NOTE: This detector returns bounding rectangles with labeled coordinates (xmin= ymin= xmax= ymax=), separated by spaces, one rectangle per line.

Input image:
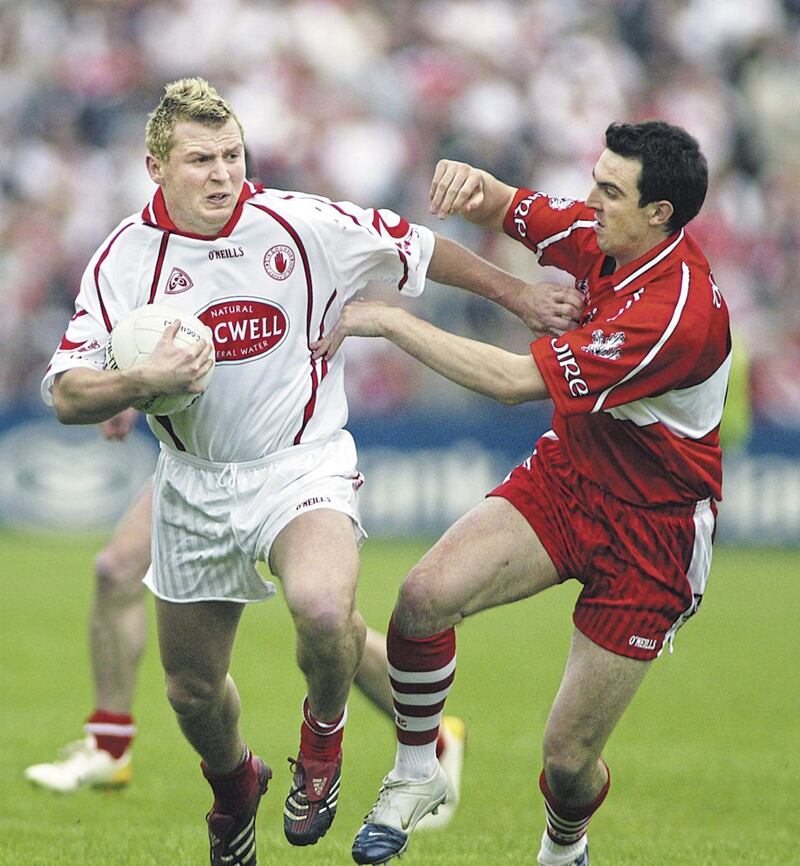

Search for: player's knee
xmin=94 ymin=548 xmax=144 ymax=600
xmin=292 ymin=592 xmax=354 ymax=645
xmin=395 ymin=570 xmax=442 ymax=636
xmin=164 ymin=672 xmax=220 ymax=718
xmin=542 ymin=735 xmax=599 ymax=798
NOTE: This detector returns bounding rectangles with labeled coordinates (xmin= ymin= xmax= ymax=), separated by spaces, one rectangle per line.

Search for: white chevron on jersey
xmin=606 ymin=351 xmax=732 ymax=438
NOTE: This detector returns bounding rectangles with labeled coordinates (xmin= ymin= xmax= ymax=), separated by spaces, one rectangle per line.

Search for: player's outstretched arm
xmin=53 ymin=321 xmax=213 ymax=424
xmin=312 ymin=300 xmax=548 ymax=405
xmin=429 ymin=160 xmax=516 ymax=231
xmin=429 ymin=234 xmax=583 ymax=336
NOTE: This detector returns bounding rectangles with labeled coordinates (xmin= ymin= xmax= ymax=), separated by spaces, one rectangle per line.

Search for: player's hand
xmin=429 ymin=160 xmax=517 ymax=231
xmin=99 ymin=407 xmax=138 ymax=440
xmin=519 ymin=281 xmax=585 ymax=336
xmin=429 ymin=160 xmax=485 ymax=220
xmin=311 ymin=299 xmax=394 ymax=361
xmin=138 ymin=320 xmax=215 ymax=396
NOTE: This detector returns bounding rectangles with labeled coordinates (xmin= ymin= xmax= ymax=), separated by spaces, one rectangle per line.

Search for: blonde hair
xmin=145 ymin=77 xmax=244 ymax=161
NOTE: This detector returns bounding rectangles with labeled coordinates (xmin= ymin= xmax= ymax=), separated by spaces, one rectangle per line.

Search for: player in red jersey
xmin=315 ymin=121 xmax=730 ymax=866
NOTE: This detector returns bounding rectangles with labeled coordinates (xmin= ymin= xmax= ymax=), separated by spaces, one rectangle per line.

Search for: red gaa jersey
xmin=504 ymin=188 xmax=731 ymax=506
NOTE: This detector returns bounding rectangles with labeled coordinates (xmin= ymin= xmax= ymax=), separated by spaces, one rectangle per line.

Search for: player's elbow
xmin=52 ymin=390 xmax=82 ymax=424
xmin=51 ymin=375 xmax=87 ymax=424
xmin=489 ymin=357 xmax=541 ymax=405
xmin=494 ymin=381 xmax=534 ymax=405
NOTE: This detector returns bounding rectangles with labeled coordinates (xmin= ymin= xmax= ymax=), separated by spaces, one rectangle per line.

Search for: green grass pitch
xmin=1 ymin=531 xmax=798 ymax=865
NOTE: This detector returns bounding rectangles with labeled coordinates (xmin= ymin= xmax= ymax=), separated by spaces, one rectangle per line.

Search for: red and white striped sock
xmin=387 ymin=618 xmax=456 ymax=781
xmin=85 ymin=709 xmax=136 ymax=759
xmin=299 ymin=697 xmax=346 ymax=762
xmin=539 ymin=763 xmax=611 ymax=846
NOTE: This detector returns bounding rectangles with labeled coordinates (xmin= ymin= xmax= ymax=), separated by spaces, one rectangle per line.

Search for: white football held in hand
xmin=104 ymin=303 xmax=215 ymax=415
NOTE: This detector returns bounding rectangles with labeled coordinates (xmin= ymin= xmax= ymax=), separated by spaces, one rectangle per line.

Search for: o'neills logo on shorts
xmin=198 ymin=297 xmax=289 ymax=363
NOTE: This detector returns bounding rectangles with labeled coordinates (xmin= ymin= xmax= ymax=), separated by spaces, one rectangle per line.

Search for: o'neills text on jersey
xmin=208 ymin=246 xmax=245 ymax=260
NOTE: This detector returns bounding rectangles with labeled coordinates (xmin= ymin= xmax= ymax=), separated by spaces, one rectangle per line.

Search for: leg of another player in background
xmin=24 ymin=477 xmax=153 ymax=793
xmin=88 ymin=479 xmax=153 ymax=746
xmin=354 ymin=626 xmax=394 ymax=711
xmin=268 ymin=508 xmax=366 ymax=846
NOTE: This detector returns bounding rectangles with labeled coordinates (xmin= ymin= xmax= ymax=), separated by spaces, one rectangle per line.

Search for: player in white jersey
xmin=41 ymin=78 xmax=581 ymax=865
xmin=24 ymin=409 xmax=466 ymax=829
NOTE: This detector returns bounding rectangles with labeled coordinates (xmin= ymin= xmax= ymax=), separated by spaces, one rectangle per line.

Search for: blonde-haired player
xmin=42 ymin=77 xmax=580 ymax=865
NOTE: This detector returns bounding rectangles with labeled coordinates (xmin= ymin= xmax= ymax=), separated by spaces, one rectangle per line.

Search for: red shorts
xmin=488 ymin=436 xmax=717 ymax=660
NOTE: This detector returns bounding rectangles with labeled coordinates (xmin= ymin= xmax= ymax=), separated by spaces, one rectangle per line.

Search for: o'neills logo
xmin=198 ymin=298 xmax=289 ymax=363
xmin=263 ymin=244 xmax=295 ymax=280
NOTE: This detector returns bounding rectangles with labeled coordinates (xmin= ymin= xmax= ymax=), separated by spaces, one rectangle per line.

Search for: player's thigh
xmin=544 ymin=628 xmax=651 ymax=763
xmin=100 ymin=477 xmax=154 ymax=581
xmin=268 ymin=508 xmax=360 ymax=618
xmin=397 ymin=496 xmax=560 ymax=635
xmin=155 ymin=597 xmax=244 ymax=686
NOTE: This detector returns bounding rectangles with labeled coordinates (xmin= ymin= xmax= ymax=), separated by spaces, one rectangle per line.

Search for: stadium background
xmin=1 ymin=4 xmax=798 ymax=865
xmin=0 ymin=0 xmax=799 ymax=543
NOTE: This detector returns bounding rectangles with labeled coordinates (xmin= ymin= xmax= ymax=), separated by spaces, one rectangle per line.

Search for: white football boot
xmin=351 ymin=764 xmax=448 ymax=864
xmin=537 ymin=830 xmax=590 ymax=866
xmin=24 ymin=736 xmax=132 ymax=793
xmin=417 ymin=715 xmax=466 ymax=830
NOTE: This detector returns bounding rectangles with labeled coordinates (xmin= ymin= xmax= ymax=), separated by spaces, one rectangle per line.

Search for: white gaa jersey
xmin=42 ymin=181 xmax=435 ymax=462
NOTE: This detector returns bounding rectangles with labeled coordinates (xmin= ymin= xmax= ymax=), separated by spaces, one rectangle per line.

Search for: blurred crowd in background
xmin=1 ymin=0 xmax=799 ymax=425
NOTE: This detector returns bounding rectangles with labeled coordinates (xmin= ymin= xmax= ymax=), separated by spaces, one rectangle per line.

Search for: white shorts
xmin=144 ymin=430 xmax=366 ymax=603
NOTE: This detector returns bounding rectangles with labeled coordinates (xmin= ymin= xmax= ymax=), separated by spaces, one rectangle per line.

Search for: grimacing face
xmin=146 ymin=117 xmax=246 ymax=236
xmin=584 ymin=148 xmax=672 ymax=269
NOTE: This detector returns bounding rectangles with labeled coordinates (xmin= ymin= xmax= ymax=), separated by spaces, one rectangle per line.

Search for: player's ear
xmin=649 ymin=199 xmax=673 ymax=229
xmin=146 ymin=154 xmax=164 ymax=186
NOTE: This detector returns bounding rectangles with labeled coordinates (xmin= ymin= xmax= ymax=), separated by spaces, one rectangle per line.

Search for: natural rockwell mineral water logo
xmin=198 ymin=297 xmax=289 ymax=363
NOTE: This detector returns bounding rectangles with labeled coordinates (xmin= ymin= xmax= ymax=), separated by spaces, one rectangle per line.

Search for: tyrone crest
xmin=263 ymin=244 xmax=295 ymax=280
xmin=165 ymin=266 xmax=193 ymax=294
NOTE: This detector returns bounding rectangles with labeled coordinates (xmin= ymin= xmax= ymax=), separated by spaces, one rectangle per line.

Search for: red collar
xmin=141 ymin=180 xmax=262 ymax=238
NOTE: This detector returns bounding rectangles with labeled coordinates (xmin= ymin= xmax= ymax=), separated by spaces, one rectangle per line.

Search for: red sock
xmin=539 ymin=764 xmax=611 ymax=846
xmin=202 ymin=749 xmax=260 ymax=815
xmin=85 ymin=709 xmax=136 ymax=759
xmin=299 ymin=697 xmax=345 ymax=762
xmin=388 ymin=617 xmax=456 ymax=747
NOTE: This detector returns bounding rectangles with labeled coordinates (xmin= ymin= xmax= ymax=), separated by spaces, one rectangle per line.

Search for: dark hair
xmin=605 ymin=121 xmax=708 ymax=234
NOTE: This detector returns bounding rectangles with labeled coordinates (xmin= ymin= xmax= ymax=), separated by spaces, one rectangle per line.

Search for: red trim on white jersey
xmin=276 ymin=193 xmax=411 ymax=292
xmin=317 ymin=288 xmax=338 ymax=381
xmin=94 ymin=222 xmax=135 ymax=332
xmin=154 ymin=415 xmax=186 ymax=451
xmin=249 ymin=202 xmax=319 ymax=445
xmin=141 ymin=181 xmax=261 ymax=239
xmin=148 ymin=232 xmax=171 ymax=303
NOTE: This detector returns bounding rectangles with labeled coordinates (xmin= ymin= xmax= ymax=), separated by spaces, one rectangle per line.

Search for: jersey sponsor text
xmin=198 ymin=298 xmax=289 ymax=363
